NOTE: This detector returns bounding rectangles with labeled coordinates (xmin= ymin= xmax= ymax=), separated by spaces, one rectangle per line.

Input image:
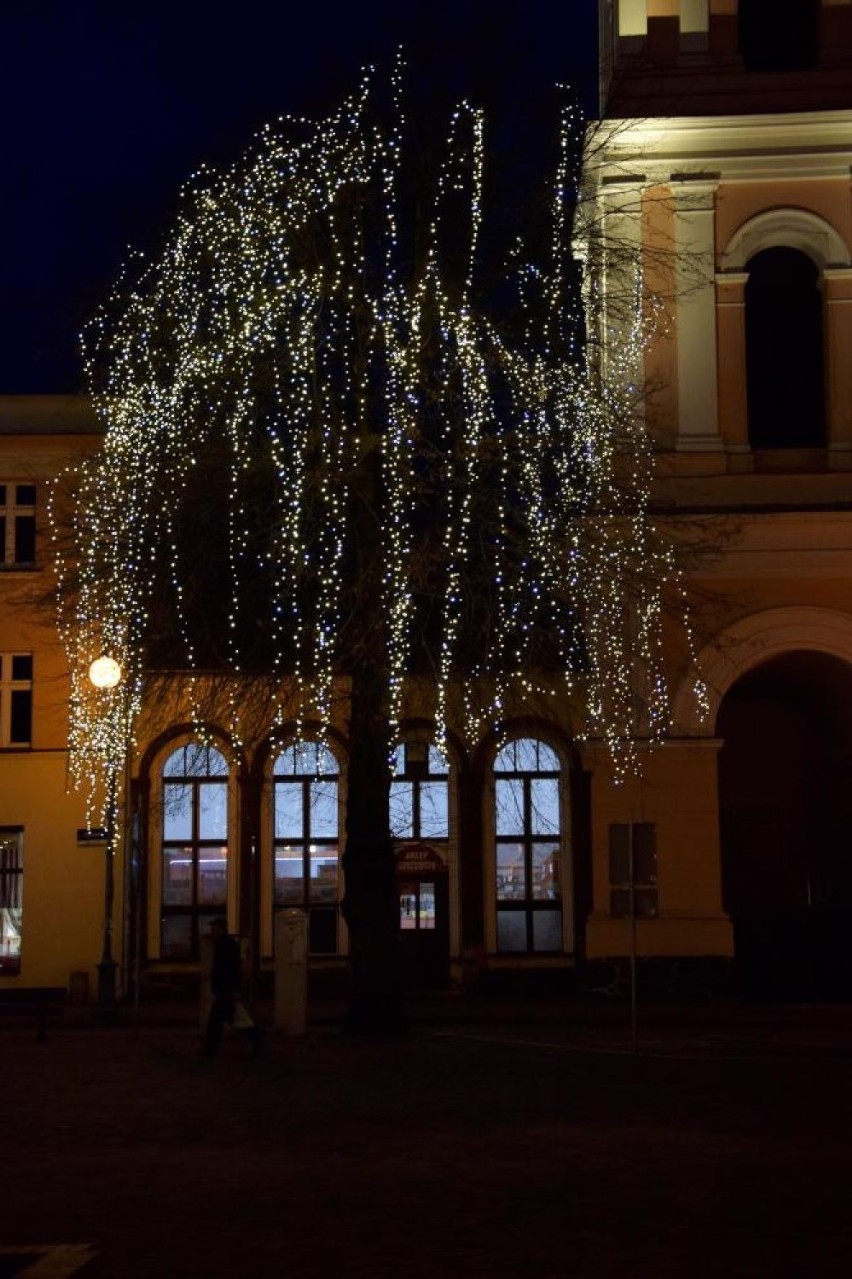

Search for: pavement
xmin=2 ymin=991 xmax=852 ymax=1277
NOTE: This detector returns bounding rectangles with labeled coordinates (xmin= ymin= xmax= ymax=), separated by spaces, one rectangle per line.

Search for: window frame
xmin=390 ymin=741 xmax=450 ymax=842
xmin=272 ymin=740 xmax=341 ymax=956
xmin=0 ymin=827 xmax=23 ymax=975
xmin=0 ymin=482 xmax=36 ymax=569
xmin=159 ymin=741 xmax=230 ymax=962
xmin=0 ymin=653 xmax=33 ymax=748
xmin=492 ymin=737 xmax=565 ymax=956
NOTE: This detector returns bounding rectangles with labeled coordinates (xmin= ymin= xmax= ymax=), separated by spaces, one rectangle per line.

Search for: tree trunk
xmin=341 ymin=656 xmax=407 ymax=1034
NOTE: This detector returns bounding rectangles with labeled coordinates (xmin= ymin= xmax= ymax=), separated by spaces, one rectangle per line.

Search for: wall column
xmin=715 ymin=271 xmax=752 ymax=470
xmin=672 ymin=178 xmax=725 ymax=462
xmin=824 ymin=267 xmax=852 ymax=470
xmin=618 ymin=0 xmax=648 ymax=35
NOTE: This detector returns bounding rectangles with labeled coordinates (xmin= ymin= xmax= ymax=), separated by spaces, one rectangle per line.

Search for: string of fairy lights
xmin=52 ymin=65 xmax=705 ymax=819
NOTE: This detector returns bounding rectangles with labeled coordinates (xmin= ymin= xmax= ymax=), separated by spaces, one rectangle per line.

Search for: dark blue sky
xmin=2 ymin=1 xmax=599 ymax=393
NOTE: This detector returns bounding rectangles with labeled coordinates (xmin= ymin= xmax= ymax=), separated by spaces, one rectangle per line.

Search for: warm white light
xmin=52 ymin=62 xmax=705 ymax=811
xmin=88 ymin=656 xmax=123 ymax=690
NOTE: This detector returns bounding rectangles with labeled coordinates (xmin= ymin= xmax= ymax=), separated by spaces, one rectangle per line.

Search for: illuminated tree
xmin=53 ymin=71 xmax=700 ymax=1032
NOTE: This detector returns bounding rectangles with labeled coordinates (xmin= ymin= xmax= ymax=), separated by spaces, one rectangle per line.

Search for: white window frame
xmin=0 ymin=482 xmax=36 ymax=567
xmin=0 ymin=653 xmax=33 ymax=747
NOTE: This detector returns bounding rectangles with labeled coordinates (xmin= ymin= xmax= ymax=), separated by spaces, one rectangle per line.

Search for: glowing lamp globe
xmin=88 ymin=656 xmax=122 ymax=690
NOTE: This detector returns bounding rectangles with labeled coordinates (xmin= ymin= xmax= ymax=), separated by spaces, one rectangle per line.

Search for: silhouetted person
xmin=202 ymin=917 xmax=242 ymax=1056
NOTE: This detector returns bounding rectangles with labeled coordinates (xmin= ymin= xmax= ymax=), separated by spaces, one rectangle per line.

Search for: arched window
xmin=739 ymin=0 xmax=818 ymax=72
xmin=745 ymin=246 xmax=825 ymax=450
xmin=273 ymin=741 xmax=340 ymax=954
xmin=493 ymin=738 xmax=563 ymax=954
xmin=161 ymin=742 xmax=229 ymax=960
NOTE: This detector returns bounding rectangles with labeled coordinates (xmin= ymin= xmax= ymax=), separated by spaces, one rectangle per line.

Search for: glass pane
xmin=390 ymin=781 xmax=414 ymax=839
xmin=14 ymin=515 xmax=35 ymax=563
xmin=532 ymin=844 xmax=562 ymax=900
xmin=530 ymin=778 xmax=560 ymax=835
xmin=400 ymin=884 xmax=417 ymax=930
xmin=309 ymin=845 xmax=339 ymax=903
xmin=391 ymin=745 xmax=405 ymax=775
xmin=161 ymin=914 xmax=192 ymax=960
xmin=275 ymin=741 xmax=337 ymax=776
xmin=162 ymin=847 xmax=194 ymax=905
xmin=0 ymin=516 xmax=5 ymax=563
xmin=198 ymin=781 xmax=227 ymax=839
xmin=0 ymin=485 xmax=5 ymax=503
xmin=163 ymin=747 xmax=187 ymax=778
xmin=495 ymin=778 xmax=524 ymax=835
xmin=15 ymin=484 xmax=36 ymax=506
xmin=534 ymin=742 xmax=560 ymax=772
xmin=308 ymin=780 xmax=337 ymax=838
xmin=419 ymin=781 xmax=448 ymax=838
xmin=532 ymin=908 xmax=563 ymax=952
xmin=198 ymin=846 xmax=227 ymax=905
xmin=0 ymin=837 xmax=22 ymax=974
xmin=275 ymin=783 xmax=303 ymax=838
xmin=496 ymin=842 xmax=526 ymax=900
xmin=497 ymin=910 xmax=528 ymax=952
xmin=11 ymin=655 xmax=32 ymax=680
xmin=0 ymin=838 xmax=22 ymax=901
xmin=494 ymin=738 xmax=559 ymax=773
xmin=428 ymin=744 xmax=449 ymax=776
xmin=164 ymin=743 xmax=227 ymax=778
xmin=197 ymin=746 xmax=228 ymax=777
xmin=0 ymin=904 xmax=22 ymax=972
xmin=274 ymin=846 xmax=304 ymax=905
xmin=9 ymin=690 xmax=32 ymax=743
xmin=163 ymin=783 xmax=192 ymax=840
xmin=419 ymin=882 xmax=436 ymax=930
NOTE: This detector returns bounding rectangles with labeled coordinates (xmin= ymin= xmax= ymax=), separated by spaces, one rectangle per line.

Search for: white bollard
xmin=274 ymin=909 xmax=308 ymax=1035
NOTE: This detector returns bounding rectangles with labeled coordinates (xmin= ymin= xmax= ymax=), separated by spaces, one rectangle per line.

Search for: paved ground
xmin=3 ymin=994 xmax=852 ymax=1277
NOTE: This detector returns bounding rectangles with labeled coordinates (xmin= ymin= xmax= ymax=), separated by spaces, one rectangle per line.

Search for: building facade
xmin=1 ymin=0 xmax=851 ymax=1004
xmin=587 ymin=0 xmax=852 ymax=995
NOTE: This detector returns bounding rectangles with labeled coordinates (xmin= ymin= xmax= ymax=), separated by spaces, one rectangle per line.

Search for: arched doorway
xmin=718 ymin=650 xmax=852 ymax=999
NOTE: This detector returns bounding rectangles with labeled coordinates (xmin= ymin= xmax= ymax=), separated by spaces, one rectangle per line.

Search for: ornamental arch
xmin=671 ymin=605 xmax=852 ymax=736
xmin=720 ymin=209 xmax=852 ymax=457
xmin=717 ymin=647 xmax=852 ymax=998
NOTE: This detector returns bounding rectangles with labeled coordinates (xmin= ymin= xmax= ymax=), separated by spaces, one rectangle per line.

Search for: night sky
xmin=2 ymin=1 xmax=599 ymax=394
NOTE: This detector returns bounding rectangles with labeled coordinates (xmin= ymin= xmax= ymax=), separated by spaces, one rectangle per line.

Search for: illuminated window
xmin=0 ymin=483 xmax=36 ymax=567
xmin=494 ymin=738 xmax=563 ymax=954
xmin=0 ymin=829 xmax=23 ymax=975
xmin=160 ymin=742 xmax=229 ymax=960
xmin=0 ymin=654 xmax=33 ymax=747
xmin=745 ymin=247 xmax=825 ymax=450
xmin=273 ymin=741 xmax=340 ymax=955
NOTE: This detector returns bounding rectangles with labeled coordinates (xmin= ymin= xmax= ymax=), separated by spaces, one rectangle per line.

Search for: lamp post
xmin=88 ymin=655 xmax=123 ymax=1025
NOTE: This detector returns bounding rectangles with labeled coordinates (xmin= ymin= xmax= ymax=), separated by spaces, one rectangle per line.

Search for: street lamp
xmin=88 ymin=655 xmax=122 ymax=1024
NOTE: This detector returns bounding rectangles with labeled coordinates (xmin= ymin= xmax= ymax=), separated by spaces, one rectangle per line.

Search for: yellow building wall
xmin=0 ymin=415 xmax=111 ymax=993
xmin=0 ymin=754 xmax=108 ymax=991
xmin=584 ymin=742 xmax=732 ymax=959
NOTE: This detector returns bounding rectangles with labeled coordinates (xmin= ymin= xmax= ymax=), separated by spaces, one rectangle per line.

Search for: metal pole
xmin=132 ymin=808 xmax=142 ymax=1028
xmin=96 ymin=765 xmax=119 ymax=1025
xmin=628 ymin=817 xmax=638 ymax=1055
